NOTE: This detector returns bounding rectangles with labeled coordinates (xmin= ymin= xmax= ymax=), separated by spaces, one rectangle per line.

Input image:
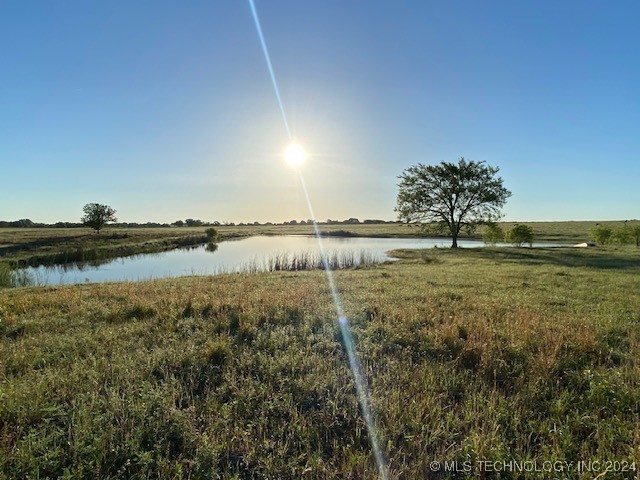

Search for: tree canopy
xmin=590 ymin=225 xmax=612 ymax=245
xmin=396 ymin=158 xmax=511 ymax=248
xmin=505 ymin=224 xmax=534 ymax=247
xmin=81 ymin=203 xmax=117 ymax=234
xmin=482 ymin=222 xmax=505 ymax=246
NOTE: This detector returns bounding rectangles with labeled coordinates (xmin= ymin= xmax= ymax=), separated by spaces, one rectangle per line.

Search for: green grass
xmin=1 ymin=247 xmax=639 ymax=478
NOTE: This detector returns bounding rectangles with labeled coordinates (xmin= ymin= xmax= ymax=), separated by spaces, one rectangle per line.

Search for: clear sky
xmin=1 ymin=1 xmax=638 ymax=224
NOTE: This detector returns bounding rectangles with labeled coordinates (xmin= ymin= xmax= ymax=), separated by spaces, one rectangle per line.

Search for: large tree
xmin=82 ymin=203 xmax=117 ymax=234
xmin=396 ymin=158 xmax=511 ymax=248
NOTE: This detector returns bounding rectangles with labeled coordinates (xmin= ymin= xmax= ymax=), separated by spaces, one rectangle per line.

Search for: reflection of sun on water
xmin=284 ymin=143 xmax=306 ymax=168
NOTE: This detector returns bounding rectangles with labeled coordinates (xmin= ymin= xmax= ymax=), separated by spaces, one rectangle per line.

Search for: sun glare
xmin=284 ymin=143 xmax=306 ymax=168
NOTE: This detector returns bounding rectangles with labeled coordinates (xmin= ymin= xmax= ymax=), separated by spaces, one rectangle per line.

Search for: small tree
xmin=81 ymin=203 xmax=117 ymax=234
xmin=396 ymin=158 xmax=511 ymax=248
xmin=482 ymin=222 xmax=504 ymax=246
xmin=631 ymin=225 xmax=640 ymax=247
xmin=505 ymin=224 xmax=534 ymax=247
xmin=205 ymin=227 xmax=220 ymax=243
xmin=590 ymin=225 xmax=612 ymax=245
xmin=611 ymin=224 xmax=632 ymax=245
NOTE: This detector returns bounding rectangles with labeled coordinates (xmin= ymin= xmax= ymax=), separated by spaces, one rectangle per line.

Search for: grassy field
xmin=0 ymin=220 xmax=633 ymax=269
xmin=216 ymin=220 xmax=634 ymax=243
xmin=1 ymin=246 xmax=639 ymax=478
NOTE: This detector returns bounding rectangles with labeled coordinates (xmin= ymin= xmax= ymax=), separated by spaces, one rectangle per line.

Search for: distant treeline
xmin=0 ymin=219 xmax=172 ymax=229
xmin=0 ymin=218 xmax=395 ymax=228
xmin=0 ymin=219 xmax=84 ymax=228
xmin=235 ymin=218 xmax=394 ymax=226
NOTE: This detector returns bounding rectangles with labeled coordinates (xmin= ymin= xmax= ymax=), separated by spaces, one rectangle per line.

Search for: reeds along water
xmin=4 ymin=249 xmax=381 ymax=288
xmin=244 ymin=249 xmax=378 ymax=273
xmin=0 ymin=263 xmax=11 ymax=287
xmin=0 ymin=264 xmax=37 ymax=288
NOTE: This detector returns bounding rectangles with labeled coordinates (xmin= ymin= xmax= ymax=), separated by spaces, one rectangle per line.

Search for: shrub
xmin=204 ymin=227 xmax=220 ymax=242
xmin=611 ymin=225 xmax=632 ymax=245
xmin=632 ymin=225 xmax=640 ymax=247
xmin=505 ymin=224 xmax=534 ymax=247
xmin=482 ymin=222 xmax=504 ymax=246
xmin=590 ymin=225 xmax=612 ymax=245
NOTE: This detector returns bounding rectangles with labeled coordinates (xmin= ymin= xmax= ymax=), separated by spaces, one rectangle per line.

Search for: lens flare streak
xmin=248 ymin=2 xmax=389 ymax=478
xmin=298 ymin=172 xmax=389 ymax=480
xmin=248 ymin=0 xmax=292 ymax=139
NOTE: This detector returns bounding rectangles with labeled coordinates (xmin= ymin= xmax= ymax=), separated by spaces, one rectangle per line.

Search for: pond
xmin=18 ymin=235 xmax=566 ymax=286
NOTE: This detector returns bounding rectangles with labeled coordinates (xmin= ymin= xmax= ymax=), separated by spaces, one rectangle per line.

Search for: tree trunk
xmin=451 ymin=222 xmax=460 ymax=248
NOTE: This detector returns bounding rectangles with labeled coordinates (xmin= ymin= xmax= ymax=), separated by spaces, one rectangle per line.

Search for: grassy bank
xmin=1 ymin=247 xmax=639 ymax=478
xmin=0 ymin=228 xmax=213 ymax=268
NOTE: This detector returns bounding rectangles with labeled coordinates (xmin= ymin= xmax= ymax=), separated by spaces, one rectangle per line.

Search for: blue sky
xmin=1 ymin=1 xmax=638 ymax=223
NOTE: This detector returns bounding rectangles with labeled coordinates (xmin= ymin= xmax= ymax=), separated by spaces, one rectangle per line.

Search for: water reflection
xmin=17 ymin=235 xmax=567 ymax=286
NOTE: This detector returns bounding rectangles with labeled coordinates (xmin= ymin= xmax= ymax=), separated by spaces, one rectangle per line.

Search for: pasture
xmin=1 ymin=246 xmax=639 ymax=478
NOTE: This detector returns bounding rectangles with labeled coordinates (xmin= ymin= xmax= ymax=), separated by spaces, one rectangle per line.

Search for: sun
xmin=284 ymin=142 xmax=306 ymax=168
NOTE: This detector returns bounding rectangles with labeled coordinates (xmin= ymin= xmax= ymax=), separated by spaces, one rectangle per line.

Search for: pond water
xmin=19 ymin=235 xmax=566 ymax=286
